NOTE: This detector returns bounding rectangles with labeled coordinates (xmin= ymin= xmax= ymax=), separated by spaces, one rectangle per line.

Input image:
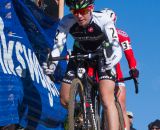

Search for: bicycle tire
xmin=68 ymin=78 xmax=86 ymax=130
xmin=100 ymin=109 xmax=108 ymax=130
xmin=115 ymin=98 xmax=125 ymax=130
xmin=94 ymin=96 xmax=101 ymax=130
xmin=100 ymin=99 xmax=125 ymax=130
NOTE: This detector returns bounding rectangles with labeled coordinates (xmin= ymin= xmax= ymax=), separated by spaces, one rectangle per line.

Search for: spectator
xmin=35 ymin=0 xmax=59 ymax=21
xmin=127 ymin=111 xmax=137 ymax=130
xmin=148 ymin=119 xmax=160 ymax=130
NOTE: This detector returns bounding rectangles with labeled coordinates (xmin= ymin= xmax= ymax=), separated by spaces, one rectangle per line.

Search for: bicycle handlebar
xmin=49 ymin=53 xmax=139 ymax=94
xmin=50 ymin=55 xmax=69 ymax=61
xmin=116 ymin=77 xmax=139 ymax=94
xmin=133 ymin=78 xmax=139 ymax=94
xmin=50 ymin=52 xmax=102 ymax=61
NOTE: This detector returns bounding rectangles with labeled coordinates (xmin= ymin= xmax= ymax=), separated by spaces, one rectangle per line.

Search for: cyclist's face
xmin=70 ymin=5 xmax=93 ymax=27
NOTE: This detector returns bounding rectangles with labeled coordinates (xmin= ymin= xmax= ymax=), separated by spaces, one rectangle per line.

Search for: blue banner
xmin=0 ymin=0 xmax=67 ymax=129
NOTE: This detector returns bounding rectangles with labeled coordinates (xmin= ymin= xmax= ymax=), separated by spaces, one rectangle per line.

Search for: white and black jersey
xmin=52 ymin=9 xmax=122 ymax=69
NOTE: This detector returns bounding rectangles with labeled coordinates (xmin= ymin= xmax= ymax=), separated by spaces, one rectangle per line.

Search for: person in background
xmin=148 ymin=119 xmax=160 ymax=130
xmin=127 ymin=111 xmax=137 ymax=130
xmin=35 ymin=0 xmax=59 ymax=21
xmin=103 ymin=8 xmax=139 ymax=130
xmin=115 ymin=28 xmax=139 ymax=130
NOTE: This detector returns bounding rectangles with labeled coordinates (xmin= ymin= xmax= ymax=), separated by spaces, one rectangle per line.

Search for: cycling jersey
xmin=51 ymin=10 xmax=122 ymax=66
xmin=116 ymin=28 xmax=137 ymax=85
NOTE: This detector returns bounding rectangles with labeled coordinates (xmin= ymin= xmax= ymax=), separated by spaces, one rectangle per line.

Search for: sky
xmin=64 ymin=1 xmax=160 ymax=130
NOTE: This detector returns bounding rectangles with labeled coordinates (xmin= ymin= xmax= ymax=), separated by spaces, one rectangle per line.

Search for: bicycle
xmin=48 ymin=50 xmax=139 ymax=130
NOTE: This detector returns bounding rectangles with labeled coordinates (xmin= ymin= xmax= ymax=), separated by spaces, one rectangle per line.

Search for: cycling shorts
xmin=115 ymin=63 xmax=126 ymax=87
xmin=62 ymin=47 xmax=116 ymax=84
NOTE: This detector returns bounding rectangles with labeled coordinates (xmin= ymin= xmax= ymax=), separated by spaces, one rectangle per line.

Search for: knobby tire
xmin=68 ymin=78 xmax=85 ymax=130
xmin=115 ymin=99 xmax=125 ymax=130
xmin=100 ymin=98 xmax=125 ymax=130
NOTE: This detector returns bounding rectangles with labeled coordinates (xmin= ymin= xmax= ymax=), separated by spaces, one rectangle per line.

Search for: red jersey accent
xmin=116 ymin=28 xmax=137 ymax=79
xmin=88 ymin=67 xmax=94 ymax=77
xmin=116 ymin=63 xmax=123 ymax=80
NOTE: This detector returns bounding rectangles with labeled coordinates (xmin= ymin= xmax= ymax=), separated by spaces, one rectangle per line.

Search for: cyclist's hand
xmin=42 ymin=62 xmax=56 ymax=75
xmin=129 ymin=68 xmax=139 ymax=78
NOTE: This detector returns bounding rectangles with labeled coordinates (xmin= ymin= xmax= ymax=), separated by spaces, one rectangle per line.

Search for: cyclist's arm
xmin=103 ymin=18 xmax=122 ymax=66
xmin=124 ymin=47 xmax=137 ymax=69
xmin=117 ymin=29 xmax=137 ymax=69
xmin=51 ymin=14 xmax=76 ymax=66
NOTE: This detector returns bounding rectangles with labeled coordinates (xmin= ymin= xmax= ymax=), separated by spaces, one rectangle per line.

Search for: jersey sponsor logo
xmin=99 ymin=75 xmax=112 ymax=80
xmin=63 ymin=78 xmax=72 ymax=84
xmin=67 ymin=71 xmax=75 ymax=77
xmin=74 ymin=34 xmax=104 ymax=41
xmin=88 ymin=27 xmax=94 ymax=33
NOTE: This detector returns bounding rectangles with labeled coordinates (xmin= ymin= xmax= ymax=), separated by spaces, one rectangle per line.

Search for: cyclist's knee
xmin=100 ymin=88 xmax=116 ymax=109
xmin=60 ymin=97 xmax=69 ymax=108
xmin=102 ymin=99 xmax=116 ymax=111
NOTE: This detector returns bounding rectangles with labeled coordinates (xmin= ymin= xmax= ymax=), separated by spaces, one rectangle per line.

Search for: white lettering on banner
xmin=15 ymin=41 xmax=26 ymax=77
xmin=0 ymin=17 xmax=7 ymax=73
xmin=0 ymin=46 xmax=7 ymax=73
xmin=0 ymin=20 xmax=12 ymax=74
xmin=0 ymin=17 xmax=59 ymax=107
xmin=23 ymin=45 xmax=40 ymax=83
xmin=4 ymin=40 xmax=17 ymax=75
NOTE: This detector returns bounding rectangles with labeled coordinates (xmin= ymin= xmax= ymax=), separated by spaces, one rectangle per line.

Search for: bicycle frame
xmin=75 ymin=57 xmax=100 ymax=130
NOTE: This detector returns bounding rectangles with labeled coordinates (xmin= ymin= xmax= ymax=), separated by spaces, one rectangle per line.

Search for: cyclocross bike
xmin=48 ymin=50 xmax=139 ymax=130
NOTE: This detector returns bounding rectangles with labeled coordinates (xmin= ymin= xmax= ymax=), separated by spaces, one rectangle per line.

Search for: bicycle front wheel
xmin=68 ymin=78 xmax=86 ymax=130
